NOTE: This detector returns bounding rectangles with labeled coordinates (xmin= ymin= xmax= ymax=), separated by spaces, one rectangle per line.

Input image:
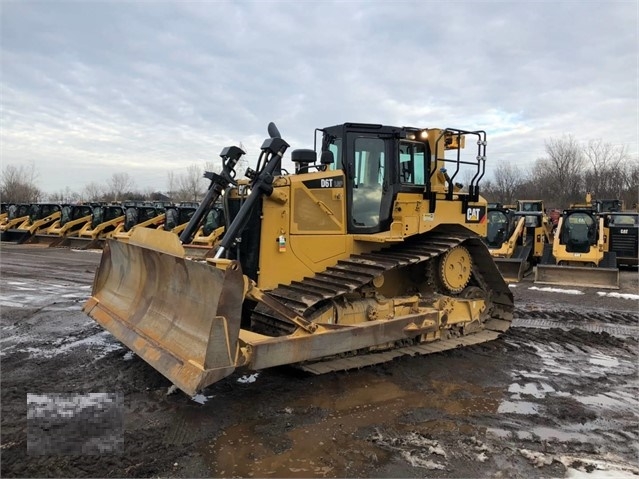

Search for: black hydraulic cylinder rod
xmin=179 ymin=145 xmax=244 ymax=244
xmin=215 ymin=123 xmax=289 ymax=259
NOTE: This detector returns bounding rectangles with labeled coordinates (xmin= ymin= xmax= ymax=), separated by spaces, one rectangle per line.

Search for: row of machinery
xmin=485 ymin=200 xmax=554 ymax=282
xmin=534 ymin=195 xmax=637 ymax=289
xmin=0 ymin=201 xmax=220 ymax=253
xmin=484 ymin=192 xmax=637 ymax=289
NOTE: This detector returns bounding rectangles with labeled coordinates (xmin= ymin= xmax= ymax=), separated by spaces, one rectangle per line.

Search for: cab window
xmin=351 ymin=137 xmax=385 ymax=228
xmin=399 ymin=141 xmax=426 ymax=185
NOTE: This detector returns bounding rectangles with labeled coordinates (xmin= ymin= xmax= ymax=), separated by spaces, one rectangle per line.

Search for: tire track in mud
xmin=514 ymin=307 xmax=638 ymax=324
xmin=512 ymin=306 xmax=639 ymax=337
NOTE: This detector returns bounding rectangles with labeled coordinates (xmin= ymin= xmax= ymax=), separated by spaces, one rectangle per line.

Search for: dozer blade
xmin=534 ymin=264 xmax=619 ymax=290
xmin=82 ymin=230 xmax=245 ymax=396
xmin=494 ymin=257 xmax=528 ymax=282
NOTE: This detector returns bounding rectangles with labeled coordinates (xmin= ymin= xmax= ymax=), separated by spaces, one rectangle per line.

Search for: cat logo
xmin=465 ymin=206 xmax=486 ymax=223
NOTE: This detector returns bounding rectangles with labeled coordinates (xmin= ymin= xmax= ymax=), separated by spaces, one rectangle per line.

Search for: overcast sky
xmin=1 ymin=1 xmax=637 ymax=196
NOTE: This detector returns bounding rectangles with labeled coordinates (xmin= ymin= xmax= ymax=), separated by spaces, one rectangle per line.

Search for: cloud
xmin=1 ymin=1 xmax=636 ymax=195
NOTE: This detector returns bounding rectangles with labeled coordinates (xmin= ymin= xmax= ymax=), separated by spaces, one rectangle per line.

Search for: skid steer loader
xmin=58 ymin=204 xmax=125 ymax=249
xmin=1 ymin=203 xmax=62 ymax=243
xmin=486 ymin=201 xmax=553 ymax=282
xmin=110 ymin=202 xmax=166 ymax=243
xmin=28 ymin=204 xmax=94 ymax=246
xmin=83 ymin=122 xmax=513 ymax=396
xmin=163 ymin=202 xmax=198 ymax=235
xmin=0 ymin=204 xmax=32 ymax=237
xmin=535 ymin=208 xmax=619 ymax=288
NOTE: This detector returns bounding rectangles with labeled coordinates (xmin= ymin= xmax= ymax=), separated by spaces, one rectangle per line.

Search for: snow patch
xmin=191 ymin=394 xmax=215 ymax=405
xmin=596 ymin=292 xmax=639 ymax=300
xmin=122 ymin=351 xmax=135 ymax=361
xmin=519 ymin=448 xmax=554 ymax=467
xmin=529 ymin=286 xmax=584 ymax=295
xmin=559 ymin=454 xmax=639 ymax=478
xmin=370 ymin=430 xmax=447 ymax=470
xmin=25 ymin=331 xmax=123 ymax=359
xmin=237 ymin=373 xmax=259 ymax=384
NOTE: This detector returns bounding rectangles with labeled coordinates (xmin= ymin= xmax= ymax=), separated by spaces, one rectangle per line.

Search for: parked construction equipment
xmin=58 ymin=204 xmax=125 ymax=249
xmin=83 ymin=122 xmax=513 ymax=396
xmin=0 ymin=204 xmax=31 ymax=235
xmin=0 ymin=204 xmax=62 ymax=243
xmin=601 ymin=211 xmax=638 ymax=267
xmin=163 ymin=202 xmax=199 ymax=235
xmin=535 ymin=207 xmax=619 ymax=289
xmin=110 ymin=203 xmax=166 ymax=242
xmin=28 ymin=204 xmax=94 ymax=246
xmin=486 ymin=201 xmax=553 ymax=281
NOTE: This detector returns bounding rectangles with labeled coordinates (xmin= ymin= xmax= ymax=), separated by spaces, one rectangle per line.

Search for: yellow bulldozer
xmin=83 ymin=122 xmax=513 ymax=396
xmin=485 ymin=200 xmax=553 ymax=282
xmin=534 ymin=207 xmax=619 ymax=289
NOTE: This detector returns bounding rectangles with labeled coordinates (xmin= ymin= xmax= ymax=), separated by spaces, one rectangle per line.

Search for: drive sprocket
xmin=430 ymin=245 xmax=473 ymax=294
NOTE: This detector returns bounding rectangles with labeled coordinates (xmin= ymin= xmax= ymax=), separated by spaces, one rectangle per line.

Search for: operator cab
xmin=486 ymin=208 xmax=515 ymax=248
xmin=561 ymin=210 xmax=597 ymax=253
xmin=317 ymin=123 xmax=486 ymax=234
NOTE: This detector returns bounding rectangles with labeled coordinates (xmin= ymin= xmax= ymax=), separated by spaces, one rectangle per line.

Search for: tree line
xmin=0 ymin=161 xmax=221 ymax=205
xmin=483 ymin=136 xmax=638 ymax=210
xmin=2 ymin=137 xmax=637 ymax=210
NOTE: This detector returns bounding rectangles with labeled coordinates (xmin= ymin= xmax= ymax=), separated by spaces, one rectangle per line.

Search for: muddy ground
xmin=1 ymin=243 xmax=638 ymax=478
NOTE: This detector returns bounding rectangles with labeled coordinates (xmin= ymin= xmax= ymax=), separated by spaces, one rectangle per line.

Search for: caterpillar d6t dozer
xmin=535 ymin=208 xmax=619 ymax=289
xmin=486 ymin=200 xmax=553 ymax=282
xmin=83 ymin=122 xmax=513 ymax=396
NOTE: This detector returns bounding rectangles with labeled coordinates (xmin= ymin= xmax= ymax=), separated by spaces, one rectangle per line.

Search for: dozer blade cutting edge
xmin=534 ymin=264 xmax=620 ymax=290
xmin=83 ymin=229 xmax=245 ymax=396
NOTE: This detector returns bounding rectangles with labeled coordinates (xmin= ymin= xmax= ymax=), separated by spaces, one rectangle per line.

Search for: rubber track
xmin=252 ymin=230 xmax=514 ymax=335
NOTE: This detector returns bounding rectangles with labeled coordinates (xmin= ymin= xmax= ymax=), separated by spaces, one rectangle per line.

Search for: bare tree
xmin=582 ymin=140 xmax=627 ymax=199
xmin=107 ymin=173 xmax=136 ymax=201
xmin=166 ymin=171 xmax=177 ymax=200
xmin=48 ymin=187 xmax=81 ymax=203
xmin=619 ymin=158 xmax=639 ymax=209
xmin=83 ymin=182 xmax=105 ymax=202
xmin=491 ymin=163 xmax=524 ymax=205
xmin=534 ymin=135 xmax=584 ymax=206
xmin=0 ymin=163 xmax=42 ymax=203
xmin=176 ymin=164 xmax=205 ymax=202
